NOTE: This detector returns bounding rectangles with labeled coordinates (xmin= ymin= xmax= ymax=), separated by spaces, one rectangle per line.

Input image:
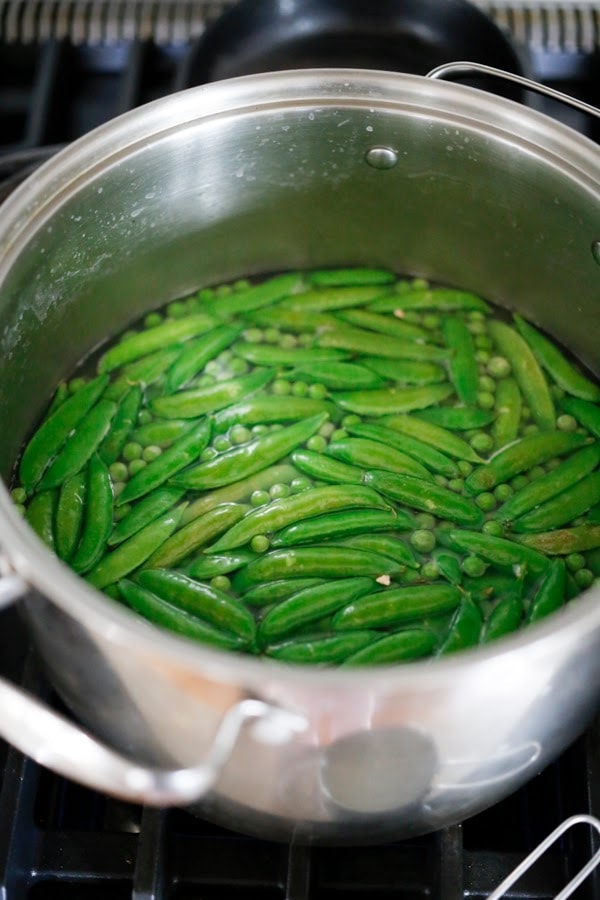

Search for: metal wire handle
xmin=427 ymin=61 xmax=600 ymax=122
xmin=488 ymin=814 xmax=600 ymax=900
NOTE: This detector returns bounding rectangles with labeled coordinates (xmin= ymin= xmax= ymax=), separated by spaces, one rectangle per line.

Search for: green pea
xmin=475 ymin=492 xmax=496 ymax=512
xmin=272 ymin=379 xmax=291 ymax=396
xmin=213 ymin=436 xmax=232 ymax=452
xmin=109 ymin=461 xmax=128 ymax=482
xmin=201 ymin=447 xmax=218 ymax=461
xmin=470 ymin=433 xmax=494 ymax=453
xmin=487 ymin=356 xmax=511 ymax=378
xmin=309 ymin=383 xmax=328 ymax=400
xmin=10 ymin=487 xmax=27 ymax=504
xmin=269 ymin=483 xmax=290 ymax=500
xmin=461 ymin=555 xmax=487 ymax=577
xmin=420 ymin=561 xmax=439 ymax=580
xmin=458 ymin=461 xmax=473 ymax=477
xmin=307 ymin=435 xmax=327 ymax=452
xmin=144 ymin=312 xmax=162 ymax=328
xmin=210 ymin=575 xmax=231 ymax=592
xmin=250 ymin=534 xmax=270 ymax=553
xmin=290 ymin=477 xmax=312 ymax=493
xmin=415 ymin=513 xmax=437 ymax=530
xmin=142 ymin=445 xmax=162 ymax=463
xmin=123 ymin=442 xmax=143 ymax=461
xmin=251 ymin=490 xmax=270 ymax=507
xmin=482 ymin=520 xmax=504 ymax=537
xmin=574 ymin=568 xmax=594 ymax=589
xmin=557 ymin=414 xmax=578 ymax=432
xmin=128 ymin=459 xmax=147 ymax=477
xmin=566 ymin=553 xmax=586 ymax=572
xmin=448 ymin=478 xmax=464 ymax=493
xmin=494 ymin=484 xmax=513 ymax=502
xmin=477 ymin=391 xmax=495 ymax=410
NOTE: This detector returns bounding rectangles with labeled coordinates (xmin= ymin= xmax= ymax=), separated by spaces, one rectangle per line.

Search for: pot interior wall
xmin=0 ymin=95 xmax=599 ymax=479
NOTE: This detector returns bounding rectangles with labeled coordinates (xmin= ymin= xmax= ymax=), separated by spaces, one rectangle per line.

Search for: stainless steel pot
xmin=0 ymin=66 xmax=599 ymax=844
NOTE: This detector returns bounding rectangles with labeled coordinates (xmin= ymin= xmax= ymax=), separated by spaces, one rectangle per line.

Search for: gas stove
xmin=1 ymin=2 xmax=600 ymax=897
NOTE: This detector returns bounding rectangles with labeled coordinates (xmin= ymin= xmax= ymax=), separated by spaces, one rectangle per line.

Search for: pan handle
xmin=426 ymin=62 xmax=600 ymax=121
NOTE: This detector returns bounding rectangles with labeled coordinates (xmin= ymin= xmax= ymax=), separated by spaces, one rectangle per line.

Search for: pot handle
xmin=0 ymin=576 xmax=305 ymax=806
xmin=426 ymin=62 xmax=600 ymax=121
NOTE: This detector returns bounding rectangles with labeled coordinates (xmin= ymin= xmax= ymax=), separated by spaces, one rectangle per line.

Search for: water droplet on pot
xmin=365 ymin=147 xmax=398 ymax=169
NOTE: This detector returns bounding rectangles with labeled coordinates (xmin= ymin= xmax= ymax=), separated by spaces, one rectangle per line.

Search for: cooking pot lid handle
xmin=427 ymin=61 xmax=600 ymax=121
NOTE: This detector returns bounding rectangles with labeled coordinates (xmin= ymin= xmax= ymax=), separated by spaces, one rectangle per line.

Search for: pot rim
xmin=1 ymin=67 xmax=599 ymax=691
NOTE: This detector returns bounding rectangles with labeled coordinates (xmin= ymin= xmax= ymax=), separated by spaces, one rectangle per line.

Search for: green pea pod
xmin=181 ymin=464 xmax=297 ymax=525
xmin=38 ymin=399 xmax=117 ymax=490
xmin=527 ymin=559 xmax=566 ymax=623
xmin=242 ymin=578 xmax=326 ymax=607
xmin=19 ymin=374 xmax=109 ymax=488
xmin=147 ymin=503 xmax=249 ymax=568
xmin=166 ymin=324 xmax=243 ymax=392
xmin=209 ymin=484 xmax=390 ymax=552
xmin=327 ymin=437 xmax=432 ymax=480
xmin=514 ymin=525 xmax=600 ymax=555
xmin=560 ymin=397 xmax=600 ymax=440
xmin=265 ymin=630 xmax=379 ymax=665
xmin=280 ymin=284 xmax=389 ymax=311
xmin=360 ymin=356 xmax=447 ymax=385
xmin=462 ymin=573 xmax=521 ymax=605
xmin=231 ymin=344 xmax=348 ymax=367
xmin=109 ymin=486 xmax=186 ymax=546
xmin=71 ymin=455 xmax=114 ymax=573
xmin=488 ymin=320 xmax=555 ymax=430
xmin=233 ymin=547 xmax=404 ymax=591
xmin=132 ymin=419 xmax=190 ymax=448
xmin=447 ymin=529 xmax=549 ymax=575
xmin=25 ymin=490 xmax=57 ymax=550
xmin=105 ymin=347 xmax=181 ymax=401
xmin=332 ymin=384 xmax=453 ymax=417
xmin=318 ymin=325 xmax=446 ymax=361
xmin=119 ymin=417 xmax=212 ymax=505
xmin=442 ymin=317 xmax=479 ymax=406
xmin=290 ymin=361 xmax=384 ymax=390
xmin=369 ymin=288 xmax=490 ymax=313
xmin=55 ymin=470 xmax=87 ymax=561
xmin=245 ymin=307 xmax=338 ymax=334
xmin=364 ymin=470 xmax=484 ymax=526
xmin=258 ymin=577 xmax=376 ymax=643
xmin=309 ymin=267 xmax=395 ymax=287
xmin=433 ymin=550 xmax=463 ymax=585
xmin=333 ymin=583 xmax=461 ymax=630
xmin=118 ymin=579 xmax=246 ymax=651
xmin=483 ymin=594 xmax=524 ymax=642
xmin=98 ymin=313 xmax=217 ymax=373
xmin=291 ymin=449 xmax=364 ymax=486
xmin=341 ymin=628 xmax=437 ymax=666
xmin=136 ymin=569 xmax=256 ymax=642
xmin=586 ymin=548 xmax=600 ymax=576
xmin=337 ymin=308 xmax=430 ymax=342
xmin=438 ymin=597 xmax=482 ymax=655
xmin=213 ymin=395 xmax=335 ymax=433
xmin=189 ymin=549 xmax=256 ymax=580
xmin=98 ymin=386 xmax=143 ymax=465
xmin=170 ymin=413 xmax=327 ymax=491
xmin=492 ymin=377 xmax=522 ymax=450
xmin=340 ymin=534 xmax=419 ymax=569
xmin=465 ymin=431 xmax=590 ymax=494
xmin=203 ymin=272 xmax=304 ymax=318
xmin=514 ymin=315 xmax=600 ymax=402
xmin=512 ymin=470 xmax=600 ymax=533
xmin=379 ymin=414 xmax=482 ymax=463
xmin=46 ymin=382 xmax=69 ymax=417
xmin=87 ymin=504 xmax=185 ymax=589
xmin=271 ymin=508 xmax=413 ymax=548
xmin=415 ymin=406 xmax=495 ymax=431
xmin=151 ymin=369 xmax=272 ymax=420
xmin=347 ymin=422 xmax=459 ymax=477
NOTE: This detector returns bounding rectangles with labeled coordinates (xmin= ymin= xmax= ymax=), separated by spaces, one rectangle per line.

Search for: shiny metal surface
xmin=0 ymin=69 xmax=599 ymax=842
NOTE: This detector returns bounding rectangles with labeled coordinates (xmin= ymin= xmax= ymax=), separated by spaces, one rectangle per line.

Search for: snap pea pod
xmin=166 ymin=324 xmax=243 ymax=392
xmin=87 ymin=504 xmax=185 ymax=589
xmin=483 ymin=594 xmax=524 ymax=642
xmin=109 ymin=486 xmax=186 ymax=546
xmin=560 ymin=397 xmax=600 ymax=440
xmin=492 ymin=377 xmax=522 ymax=450
xmin=55 ymin=470 xmax=87 ymax=561
xmin=118 ymin=579 xmax=247 ymax=651
xmin=347 ymin=422 xmax=459 ymax=477
xmin=588 ymin=505 xmax=600 ymax=524
xmin=291 ymin=449 xmax=364 ymax=486
xmin=332 ymin=384 xmax=453 ymax=417
xmin=526 ymin=559 xmax=566 ymax=623
xmin=318 ymin=325 xmax=447 ymax=361
xmin=25 ymin=490 xmax=57 ymax=550
xmin=271 ymin=508 xmax=413 ymax=548
xmin=340 ymin=534 xmax=419 ymax=569
xmin=360 ymin=356 xmax=447 ymax=385
xmin=587 ymin=548 xmax=600 ymax=576
xmin=369 ymin=288 xmax=490 ymax=313
xmin=465 ymin=431 xmax=590 ymax=494
xmin=488 ymin=320 xmax=555 ymax=430
xmin=242 ymin=578 xmax=326 ymax=607
xmin=379 ymin=414 xmax=482 ymax=463
xmin=213 ymin=395 xmax=335 ymax=433
xmin=181 ymin=464 xmax=297 ymax=524
xmin=98 ymin=386 xmax=142 ymax=465
xmin=462 ymin=573 xmax=522 ymax=605
xmin=132 ymin=419 xmax=190 ymax=448
xmin=105 ymin=347 xmax=182 ymax=401
xmin=309 ymin=267 xmax=395 ymax=287
xmin=290 ymin=361 xmax=384 ymax=390
xmin=364 ymin=470 xmax=484 ymax=526
xmin=98 ymin=313 xmax=217 ymax=373
xmin=333 ymin=583 xmax=461 ymax=630
xmin=446 ymin=530 xmax=549 ymax=575
xmin=512 ymin=470 xmax=600 ymax=533
xmin=118 ymin=418 xmax=212 ymax=504
xmin=280 ymin=284 xmax=389 ymax=311
xmin=438 ymin=597 xmax=482 ymax=655
xmin=137 ymin=569 xmax=256 ymax=642
xmin=39 ymin=399 xmax=117 ymax=490
xmin=233 ymin=547 xmax=404 ymax=591
xmin=258 ymin=577 xmax=376 ymax=643
xmin=514 ymin=525 xmax=600 ymax=555
xmin=170 ymin=413 xmax=327 ymax=491
xmin=265 ymin=630 xmax=379 ymax=664
xmin=433 ymin=550 xmax=463 ymax=585
xmin=442 ymin=316 xmax=479 ymax=406
xmin=514 ymin=315 xmax=600 ymax=402
xmin=497 ymin=445 xmax=600 ymax=524
xmin=47 ymin=382 xmax=69 ymax=416
xmin=244 ymin=307 xmax=338 ymax=334
xmin=150 ymin=369 xmax=272 ymax=419
xmin=337 ymin=308 xmax=431 ymax=342
xmin=147 ymin=503 xmax=249 ymax=568
xmin=189 ymin=549 xmax=256 ymax=580
xmin=210 ymin=483 xmax=390 ymax=551
xmin=327 ymin=437 xmax=432 ymax=480
xmin=202 ymin=272 xmax=304 ymax=318
xmin=19 ymin=374 xmax=109 ymax=489
xmin=71 ymin=455 xmax=114 ymax=573
xmin=415 ymin=407 xmax=495 ymax=431
xmin=232 ymin=343 xmax=347 ymax=367
xmin=341 ymin=629 xmax=437 ymax=666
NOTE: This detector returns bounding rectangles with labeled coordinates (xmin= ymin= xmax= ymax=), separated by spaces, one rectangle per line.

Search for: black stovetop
xmin=1 ymin=4 xmax=600 ymax=897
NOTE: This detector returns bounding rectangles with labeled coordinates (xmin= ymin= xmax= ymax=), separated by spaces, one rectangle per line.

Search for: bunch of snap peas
xmin=12 ymin=267 xmax=600 ymax=666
